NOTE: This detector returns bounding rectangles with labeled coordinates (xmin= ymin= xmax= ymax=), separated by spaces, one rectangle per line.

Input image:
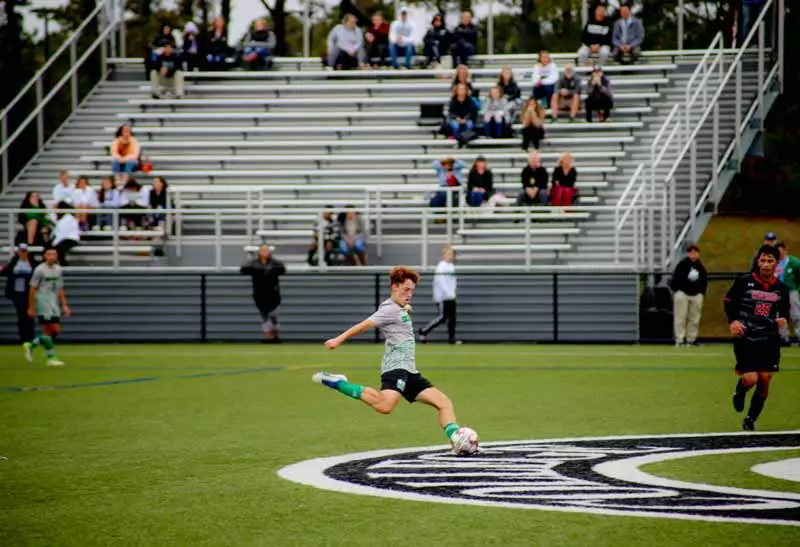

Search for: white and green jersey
xmin=369 ymin=298 xmax=417 ymax=373
xmin=30 ymin=263 xmax=64 ymax=318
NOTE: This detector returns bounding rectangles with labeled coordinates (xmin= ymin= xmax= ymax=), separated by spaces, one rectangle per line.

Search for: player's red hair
xmin=389 ymin=266 xmax=420 ymax=286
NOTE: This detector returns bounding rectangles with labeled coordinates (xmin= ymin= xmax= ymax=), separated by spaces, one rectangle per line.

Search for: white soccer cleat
xmin=22 ymin=343 xmax=33 ymax=363
xmin=46 ymin=359 xmax=65 ymax=367
xmin=312 ymin=372 xmax=348 ymax=390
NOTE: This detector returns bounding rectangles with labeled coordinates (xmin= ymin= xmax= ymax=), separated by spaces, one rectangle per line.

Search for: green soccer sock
xmin=38 ymin=335 xmax=55 ymax=357
xmin=29 ymin=336 xmax=40 ymax=348
xmin=444 ymin=422 xmax=460 ymax=440
xmin=336 ymin=381 xmax=364 ymax=400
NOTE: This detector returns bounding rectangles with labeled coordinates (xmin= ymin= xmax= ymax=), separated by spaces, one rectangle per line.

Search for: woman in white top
xmin=531 ymin=48 xmax=559 ymax=108
xmin=53 ymin=204 xmax=81 ymax=266
xmin=96 ymin=177 xmax=120 ymax=229
xmin=72 ymin=176 xmax=98 ymax=231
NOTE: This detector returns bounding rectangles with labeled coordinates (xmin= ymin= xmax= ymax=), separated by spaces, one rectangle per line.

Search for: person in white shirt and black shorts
xmin=419 ymin=246 xmax=458 ymax=344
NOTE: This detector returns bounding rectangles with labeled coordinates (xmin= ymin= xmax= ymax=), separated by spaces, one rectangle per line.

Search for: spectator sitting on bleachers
xmin=585 ymin=65 xmax=613 ymax=122
xmin=447 ymin=83 xmax=477 ymax=144
xmin=120 ymin=178 xmax=148 ymax=230
xmin=431 ymin=157 xmax=465 ymax=207
xmin=520 ymin=97 xmax=546 ymax=151
xmin=182 ymin=22 xmax=202 ymax=71
xmin=365 ymin=12 xmax=390 ymax=68
xmin=450 ymin=11 xmax=477 ymax=67
xmin=150 ymin=42 xmax=184 ymax=99
xmin=517 ymin=151 xmax=549 ymax=206
xmin=327 ymin=14 xmax=366 ymax=70
xmin=451 ymin=64 xmax=474 ymax=96
xmin=242 ymin=18 xmax=276 ymax=70
xmin=481 ymin=86 xmax=509 ymax=138
xmin=18 ymin=192 xmax=51 ymax=246
xmin=148 ymin=176 xmax=170 ymax=229
xmin=550 ymin=152 xmax=578 ymax=206
xmin=423 ymin=14 xmax=451 ymax=69
xmin=339 ymin=209 xmax=367 ymax=266
xmin=389 ymin=7 xmax=417 ymax=69
xmin=53 ymin=202 xmax=80 ymax=266
xmin=467 ymin=156 xmax=496 ymax=207
xmin=497 ymin=66 xmax=522 ymax=120
xmin=205 ymin=15 xmax=233 ymax=70
xmin=307 ymin=206 xmax=342 ymax=266
xmin=551 ymin=63 xmax=582 ymax=122
xmin=53 ymin=170 xmax=74 ymax=206
xmin=612 ymin=1 xmax=644 ymax=64
xmin=72 ymin=176 xmax=97 ymax=231
xmin=148 ymin=22 xmax=178 ymax=74
xmin=111 ymin=125 xmax=140 ymax=183
xmin=531 ymin=49 xmax=558 ymax=110
xmin=579 ymin=3 xmax=612 ymax=66
xmin=96 ymin=177 xmax=120 ymax=231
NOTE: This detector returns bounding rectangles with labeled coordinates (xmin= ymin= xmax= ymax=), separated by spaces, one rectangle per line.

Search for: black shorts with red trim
xmin=733 ymin=339 xmax=780 ymax=374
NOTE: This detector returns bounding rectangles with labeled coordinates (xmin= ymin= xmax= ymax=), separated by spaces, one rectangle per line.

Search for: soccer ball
xmin=451 ymin=427 xmax=479 ymax=456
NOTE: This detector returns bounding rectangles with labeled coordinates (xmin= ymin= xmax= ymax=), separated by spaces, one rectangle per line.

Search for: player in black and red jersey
xmin=724 ymin=245 xmax=790 ymax=431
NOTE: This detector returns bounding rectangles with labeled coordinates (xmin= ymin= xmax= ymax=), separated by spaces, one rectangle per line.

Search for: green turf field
xmin=1 ymin=343 xmax=798 ymax=546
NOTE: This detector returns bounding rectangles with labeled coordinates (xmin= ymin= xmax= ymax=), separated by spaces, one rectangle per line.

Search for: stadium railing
xmin=0 ymin=0 xmax=123 ymax=191
xmin=664 ymin=0 xmax=784 ymax=267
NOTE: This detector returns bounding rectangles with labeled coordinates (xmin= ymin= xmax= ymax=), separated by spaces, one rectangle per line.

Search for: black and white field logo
xmin=279 ymin=431 xmax=800 ymax=526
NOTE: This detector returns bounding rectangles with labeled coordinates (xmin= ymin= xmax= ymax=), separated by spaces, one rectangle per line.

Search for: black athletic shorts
xmin=734 ymin=339 xmax=780 ymax=374
xmin=381 ymin=369 xmax=433 ymax=403
xmin=37 ymin=316 xmax=61 ymax=326
xmin=254 ymin=295 xmax=280 ymax=320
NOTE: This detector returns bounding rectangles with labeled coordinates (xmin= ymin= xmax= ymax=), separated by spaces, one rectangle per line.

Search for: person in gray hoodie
xmin=327 ymin=14 xmax=366 ymax=70
xmin=612 ymin=2 xmax=644 ymax=64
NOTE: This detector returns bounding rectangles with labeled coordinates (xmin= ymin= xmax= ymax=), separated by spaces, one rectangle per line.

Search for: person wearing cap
xmin=551 ymin=63 xmax=582 ymax=122
xmin=612 ymin=2 xmax=644 ymax=64
xmin=389 ymin=7 xmax=417 ymax=69
xmin=751 ymin=232 xmax=777 ymax=271
xmin=585 ymin=65 xmax=613 ymax=122
xmin=775 ymin=242 xmax=800 ymax=344
xmin=2 ymin=244 xmax=40 ymax=344
xmin=670 ymin=244 xmax=708 ymax=347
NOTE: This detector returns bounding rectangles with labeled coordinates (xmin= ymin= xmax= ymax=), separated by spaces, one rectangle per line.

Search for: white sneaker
xmin=312 ymin=372 xmax=348 ymax=389
xmin=22 ymin=342 xmax=33 ymax=363
xmin=46 ymin=359 xmax=65 ymax=367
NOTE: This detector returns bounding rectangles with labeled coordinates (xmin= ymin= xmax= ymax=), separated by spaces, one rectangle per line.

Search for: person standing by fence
xmin=241 ymin=244 xmax=286 ymax=342
xmin=670 ymin=244 xmax=708 ymax=347
xmin=419 ymin=246 xmax=458 ymax=344
xmin=2 ymin=244 xmax=39 ymax=345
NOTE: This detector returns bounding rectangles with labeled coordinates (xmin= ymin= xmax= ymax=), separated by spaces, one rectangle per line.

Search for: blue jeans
xmin=389 ymin=43 xmax=414 ymax=68
xmin=467 ymin=191 xmax=486 ymax=207
xmin=741 ymin=3 xmax=765 ymax=41
xmin=339 ymin=235 xmax=365 ymax=254
xmin=448 ymin=119 xmax=474 ymax=140
xmin=112 ymin=159 xmax=138 ymax=174
xmin=483 ymin=119 xmax=505 ymax=138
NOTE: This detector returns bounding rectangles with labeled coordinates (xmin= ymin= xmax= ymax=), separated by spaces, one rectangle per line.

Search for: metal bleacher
xmin=0 ymin=45 xmax=770 ymax=269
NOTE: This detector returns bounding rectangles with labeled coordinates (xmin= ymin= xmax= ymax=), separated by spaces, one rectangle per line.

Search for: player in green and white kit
xmin=24 ymin=248 xmax=71 ymax=366
xmin=313 ymin=266 xmax=464 ymax=444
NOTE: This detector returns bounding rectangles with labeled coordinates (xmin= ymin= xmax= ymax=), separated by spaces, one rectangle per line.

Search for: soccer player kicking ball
xmin=313 ymin=266 xmax=467 ymax=447
xmin=725 ymin=245 xmax=790 ymax=431
xmin=24 ymin=248 xmax=70 ymax=366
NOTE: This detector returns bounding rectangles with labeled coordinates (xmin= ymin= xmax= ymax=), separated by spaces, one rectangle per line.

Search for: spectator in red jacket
xmin=366 ymin=12 xmax=390 ymax=68
xmin=550 ymin=152 xmax=578 ymax=206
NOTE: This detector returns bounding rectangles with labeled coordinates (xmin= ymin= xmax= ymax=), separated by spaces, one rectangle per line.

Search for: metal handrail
xmin=669 ymin=62 xmax=780 ymax=263
xmin=0 ymin=0 xmax=113 ymax=120
xmin=1 ymin=1 xmax=121 ymax=189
